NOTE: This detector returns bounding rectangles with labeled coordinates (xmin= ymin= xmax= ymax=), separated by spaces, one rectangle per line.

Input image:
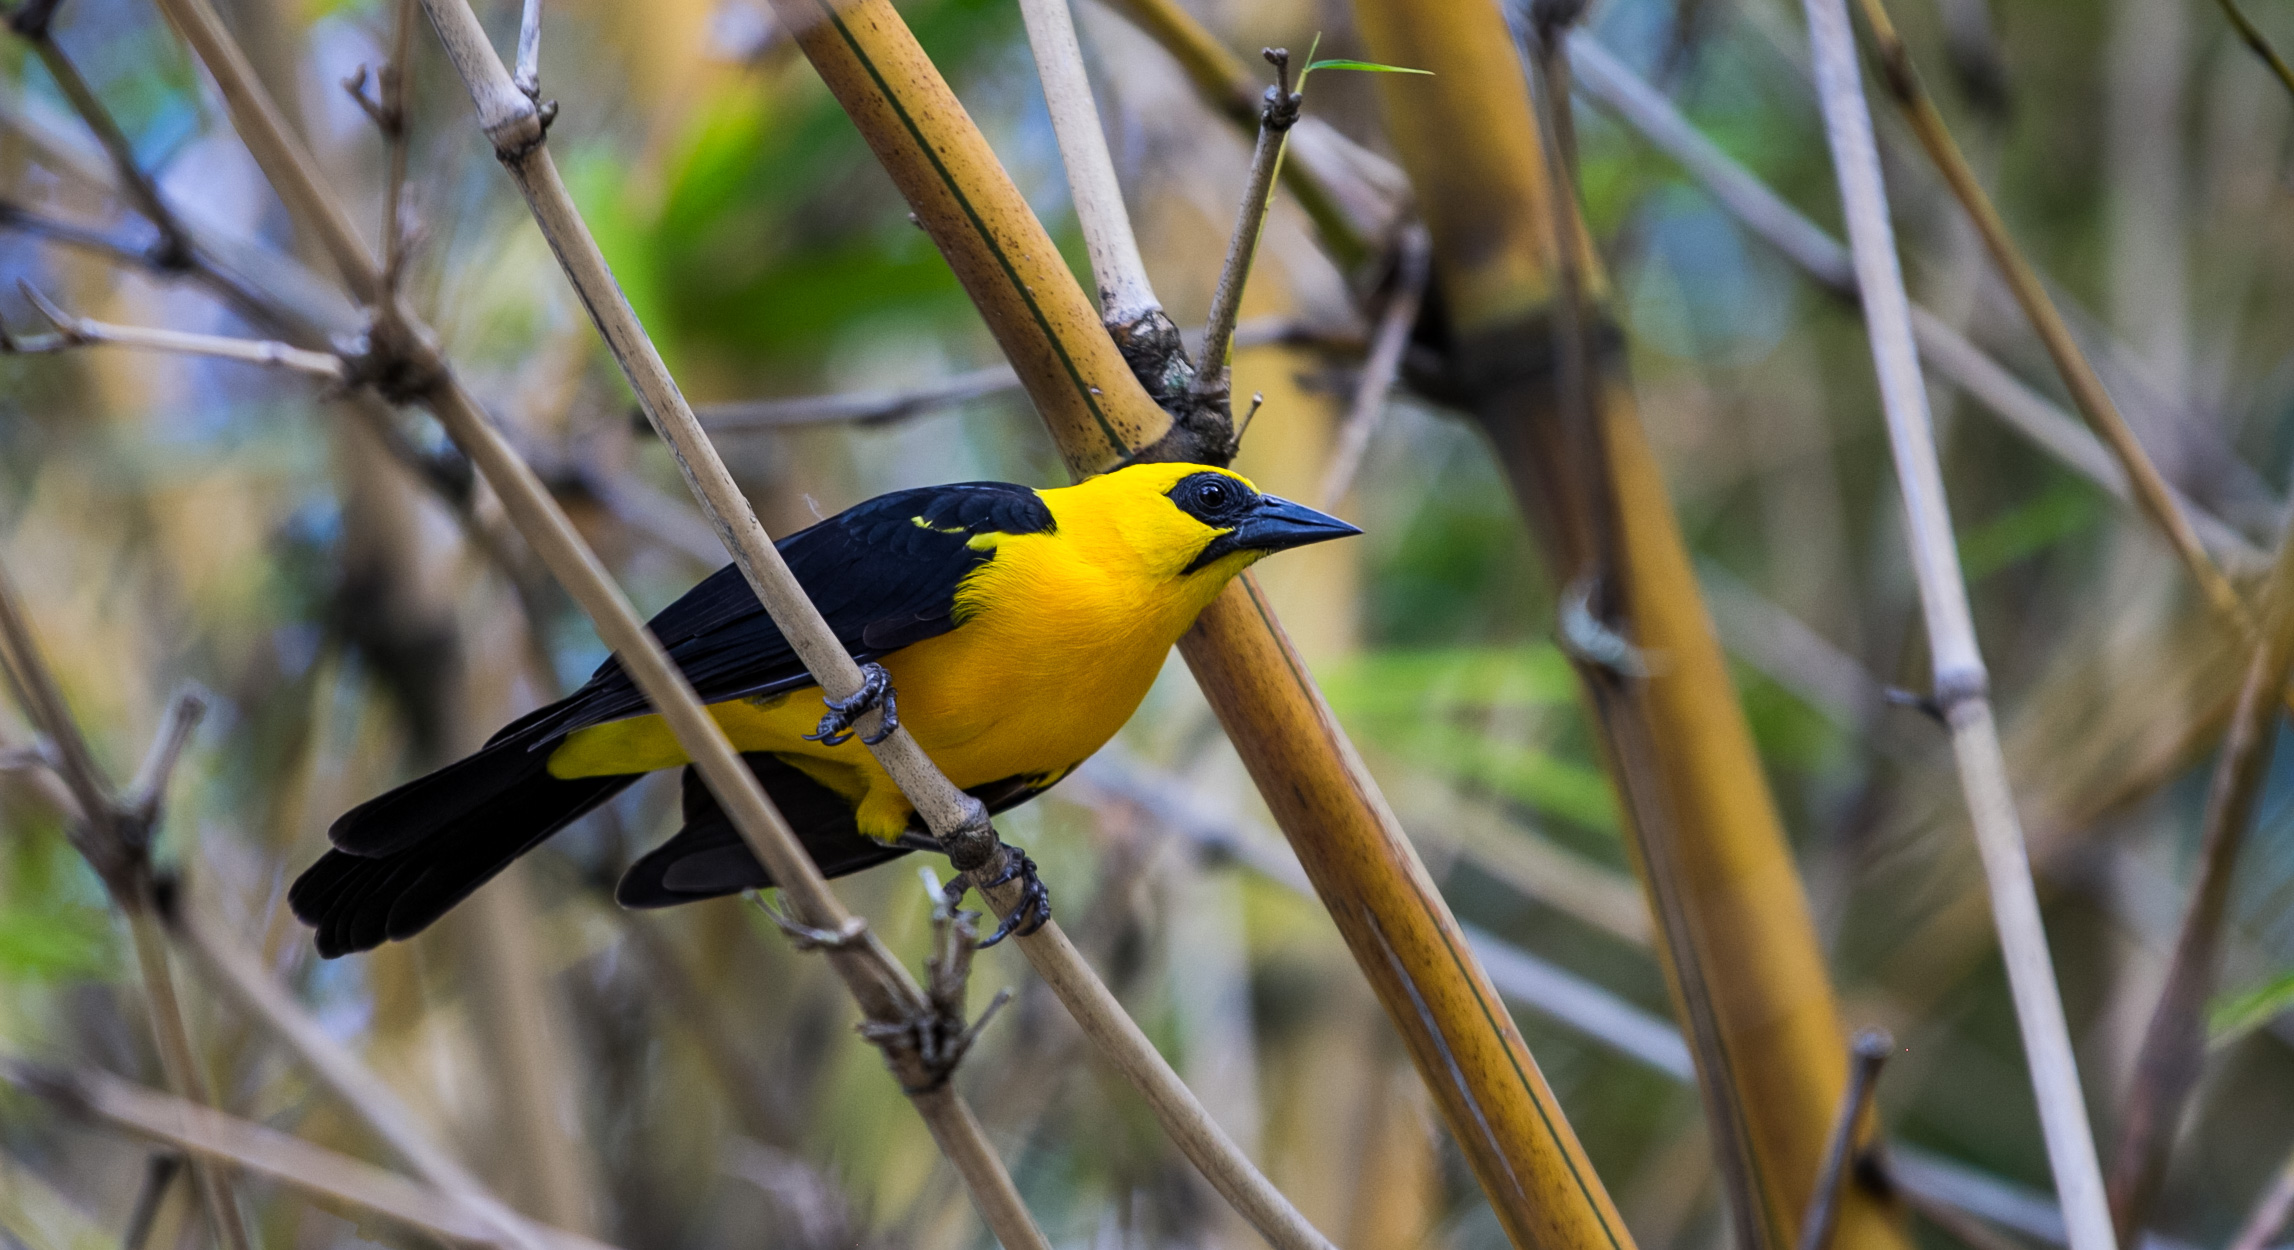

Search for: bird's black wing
xmin=514 ymin=481 xmax=1056 ymax=741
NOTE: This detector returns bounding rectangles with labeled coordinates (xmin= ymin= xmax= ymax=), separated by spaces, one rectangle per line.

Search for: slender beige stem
xmin=1318 ymin=224 xmax=1428 ymax=511
xmin=696 ymin=364 xmax=1021 ymax=429
xmin=1851 ymin=0 xmax=2249 ymax=634
xmin=1800 ymin=4 xmax=2114 ymax=1250
xmin=172 ymin=901 xmax=556 ymax=1250
xmin=1192 ymin=54 xmax=1298 ymax=405
xmin=1016 ymin=0 xmax=1157 ymax=325
xmin=147 ymin=3 xmax=1043 ymax=1245
xmin=8 ymin=8 xmax=194 ymax=268
xmin=414 ymin=2 xmax=1328 ymax=1243
xmin=0 ymin=565 xmax=252 ymax=1250
xmin=1562 ymin=32 xmax=2263 ymax=572
xmin=0 ymin=1061 xmax=614 ymax=1250
xmin=150 ymin=0 xmax=375 ymax=302
xmin=513 ymin=0 xmax=544 ymax=99
xmin=2211 ymin=0 xmax=2294 ymax=103
xmin=4 ymin=283 xmax=346 ymax=377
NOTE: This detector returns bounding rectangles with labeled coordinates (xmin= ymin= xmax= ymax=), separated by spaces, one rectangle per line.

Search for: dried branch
xmin=0 ymin=573 xmax=251 ymax=1250
xmin=145 ymin=0 xmax=1050 ymax=1243
xmin=694 ymin=364 xmax=1021 ymax=429
xmin=1850 ymin=0 xmax=2250 ymax=633
xmin=1562 ymin=33 xmax=2263 ymax=571
xmin=1798 ymin=1030 xmax=1894 ymax=1250
xmin=513 ymin=0 xmax=543 ymax=101
xmin=1016 ymin=0 xmax=1154 ymax=326
xmin=418 ymin=2 xmax=1326 ymax=1242
xmin=2106 ymin=539 xmax=2294 ymax=1236
xmin=6 ymin=3 xmax=193 ymax=270
xmin=2210 ymin=0 xmax=2294 ymax=103
xmin=2 ymin=282 xmax=347 ymax=378
xmin=1318 ymin=224 xmax=1429 ymax=509
xmin=169 ymin=898 xmax=557 ymax=1250
xmin=1190 ymin=48 xmax=1301 ymax=411
xmin=0 ymin=1061 xmax=613 ymax=1250
xmin=1800 ymin=3 xmax=2114 ymax=1249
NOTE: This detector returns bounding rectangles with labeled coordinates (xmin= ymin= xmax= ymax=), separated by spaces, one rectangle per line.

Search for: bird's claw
xmin=943 ymin=846 xmax=1051 ymax=948
xmin=805 ymin=662 xmax=898 ymax=747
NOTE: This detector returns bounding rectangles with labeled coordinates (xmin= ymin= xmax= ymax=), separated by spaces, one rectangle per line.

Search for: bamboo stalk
xmin=2105 ymin=522 xmax=2294 ymax=1239
xmin=412 ymin=3 xmax=1323 ymax=1242
xmin=1559 ymin=32 xmax=2262 ymax=572
xmin=768 ymin=0 xmax=1632 ymax=1239
xmin=1799 ymin=3 xmax=2114 ymax=1248
xmin=1848 ymin=0 xmax=2249 ymax=633
xmin=0 ymin=582 xmax=253 ymax=1250
xmin=170 ymin=900 xmax=557 ymax=1250
xmin=146 ymin=2 xmax=1047 ymax=1244
xmin=0 ymin=1061 xmax=614 ymax=1250
xmin=1348 ymin=2 xmax=1909 ymax=1247
xmin=1014 ymin=0 xmax=1157 ymax=327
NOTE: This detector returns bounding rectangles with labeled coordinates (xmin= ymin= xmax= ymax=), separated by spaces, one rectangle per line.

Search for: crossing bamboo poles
xmin=1346 ymin=3 xmax=1914 ymax=1249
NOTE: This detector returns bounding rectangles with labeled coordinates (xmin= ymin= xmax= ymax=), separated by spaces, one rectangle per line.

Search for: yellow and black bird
xmin=291 ymin=462 xmax=1358 ymax=957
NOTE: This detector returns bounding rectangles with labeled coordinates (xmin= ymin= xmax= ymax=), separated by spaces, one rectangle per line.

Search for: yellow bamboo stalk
xmin=766 ymin=1 xmax=1634 ymax=1242
xmin=1345 ymin=4 xmax=1913 ymax=1250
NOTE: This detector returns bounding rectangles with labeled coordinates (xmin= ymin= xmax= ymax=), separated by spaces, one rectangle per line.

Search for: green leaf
xmin=1303 ymin=59 xmax=1433 ymax=75
xmin=2210 ymin=969 xmax=2294 ymax=1046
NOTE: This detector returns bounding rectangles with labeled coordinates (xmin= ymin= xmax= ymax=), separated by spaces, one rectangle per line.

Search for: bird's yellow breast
xmin=548 ymin=473 xmax=1254 ymax=841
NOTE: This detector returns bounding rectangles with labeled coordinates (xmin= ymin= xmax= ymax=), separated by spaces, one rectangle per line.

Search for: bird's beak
xmin=1230 ymin=495 xmax=1363 ymax=553
xmin=1185 ymin=494 xmax=1361 ymax=573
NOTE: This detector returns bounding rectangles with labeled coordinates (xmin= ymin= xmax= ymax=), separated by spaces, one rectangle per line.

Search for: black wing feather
xmin=302 ymin=481 xmax=1052 ymax=954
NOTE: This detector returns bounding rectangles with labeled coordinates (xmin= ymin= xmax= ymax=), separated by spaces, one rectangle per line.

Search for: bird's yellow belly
xmin=546 ymin=607 xmax=1174 ymax=841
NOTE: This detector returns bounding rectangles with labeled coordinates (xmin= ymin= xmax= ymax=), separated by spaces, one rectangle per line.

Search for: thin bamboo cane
xmin=1799 ymin=3 xmax=2114 ymax=1248
xmin=765 ymin=0 xmax=1634 ymax=1240
xmin=145 ymin=2 xmax=1047 ymax=1243
xmin=413 ymin=3 xmax=1323 ymax=1242
xmin=1847 ymin=0 xmax=2249 ymax=634
xmin=1345 ymin=4 xmax=1911 ymax=1249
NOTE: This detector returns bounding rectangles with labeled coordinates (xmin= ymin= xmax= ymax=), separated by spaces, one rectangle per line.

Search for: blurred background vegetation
xmin=2 ymin=0 xmax=2293 ymax=1245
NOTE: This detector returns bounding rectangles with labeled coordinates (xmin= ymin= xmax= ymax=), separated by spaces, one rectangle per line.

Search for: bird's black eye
xmin=1170 ymin=472 xmax=1254 ymax=524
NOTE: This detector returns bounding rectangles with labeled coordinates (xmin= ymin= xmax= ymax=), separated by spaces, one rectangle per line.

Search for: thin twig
xmin=1190 ymin=48 xmax=1302 ymax=409
xmin=1016 ymin=0 xmax=1155 ymax=326
xmin=6 ymin=7 xmax=194 ymax=270
xmin=413 ymin=2 xmax=1332 ymax=1244
xmin=694 ymin=364 xmax=1021 ymax=429
xmin=1799 ymin=4 xmax=2116 ymax=1250
xmin=1318 ymin=224 xmax=1429 ymax=510
xmin=2228 ymin=1144 xmax=2294 ymax=1250
xmin=0 ymin=199 xmax=155 ymax=268
xmin=2211 ymin=0 xmax=2294 ymax=103
xmin=1799 ymin=1029 xmax=1895 ymax=1250
xmin=513 ymin=0 xmax=542 ymax=100
xmin=169 ymin=897 xmax=557 ymax=1250
xmin=1850 ymin=0 xmax=2250 ymax=634
xmin=3 ymin=282 xmax=347 ymax=378
xmin=0 ymin=566 xmax=253 ymax=1250
xmin=120 ymin=1153 xmax=184 ymax=1250
xmin=1562 ymin=32 xmax=2263 ymax=571
xmin=0 ymin=1061 xmax=613 ymax=1250
xmin=148 ymin=2 xmax=1046 ymax=1244
xmin=2106 ymin=537 xmax=2294 ymax=1238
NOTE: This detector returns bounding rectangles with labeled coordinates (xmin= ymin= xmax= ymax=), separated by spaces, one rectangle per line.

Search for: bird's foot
xmin=805 ymin=663 xmax=898 ymax=747
xmin=942 ymin=845 xmax=1052 ymax=948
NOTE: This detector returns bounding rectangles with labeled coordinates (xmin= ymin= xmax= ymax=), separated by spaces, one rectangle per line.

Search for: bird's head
xmin=1060 ymin=462 xmax=1362 ymax=585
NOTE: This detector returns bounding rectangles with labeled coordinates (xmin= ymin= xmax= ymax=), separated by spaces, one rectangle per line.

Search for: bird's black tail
xmin=290 ymin=714 xmax=636 ymax=958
